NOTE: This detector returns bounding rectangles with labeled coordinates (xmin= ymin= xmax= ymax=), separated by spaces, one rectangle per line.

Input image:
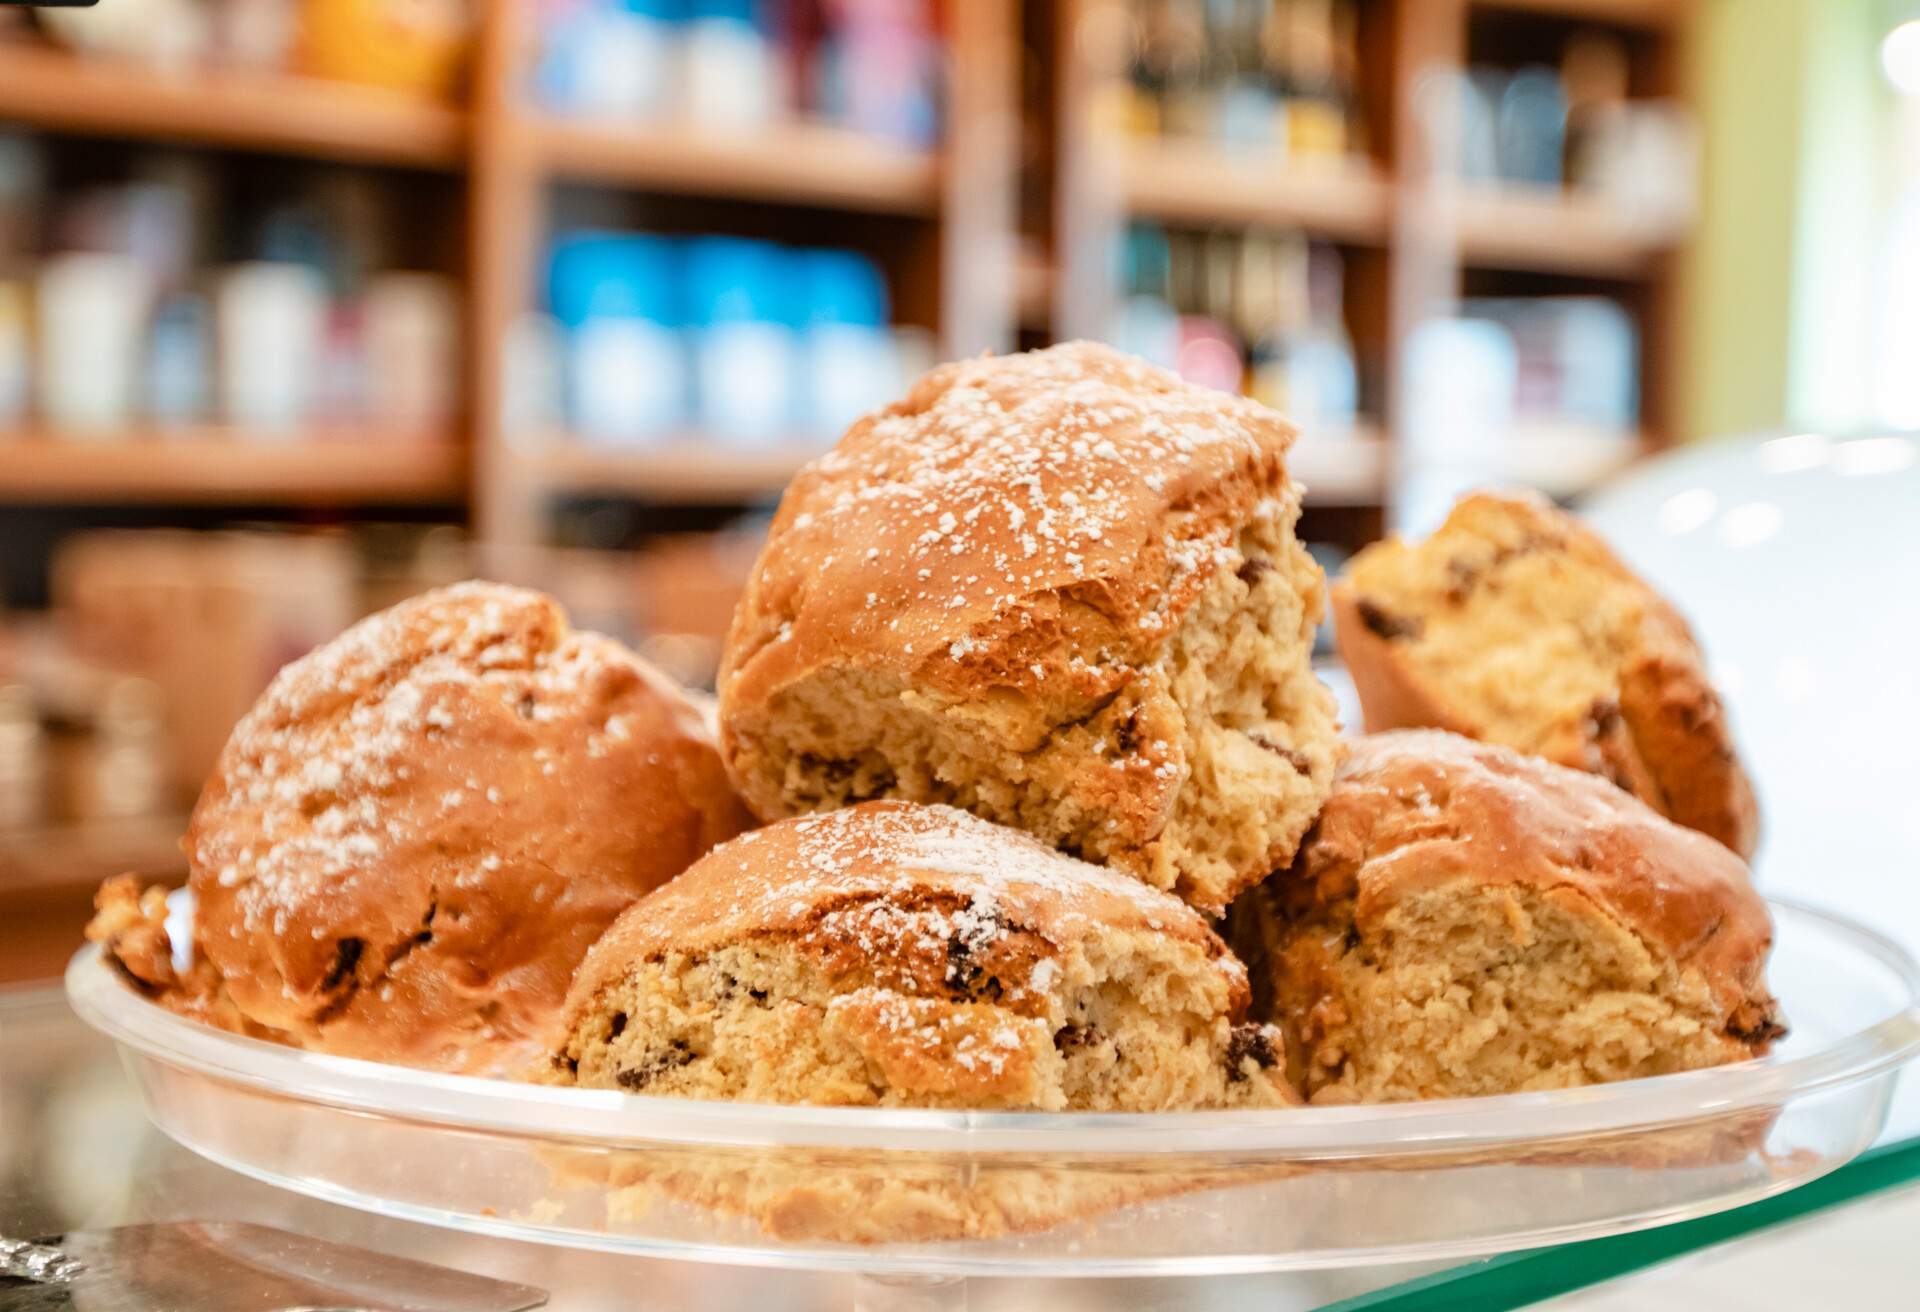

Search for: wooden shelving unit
xmin=0 ymin=432 xmax=466 ymax=505
xmin=0 ymin=43 xmax=465 ymax=168
xmin=1116 ymin=143 xmax=1393 ymax=244
xmin=510 ymin=440 xmax=827 ymax=504
xmin=531 ymin=115 xmax=942 ymax=215
xmin=1291 ymin=430 xmax=1393 ymax=505
xmin=1455 ymin=184 xmax=1686 ymax=278
xmin=1490 ymin=421 xmax=1646 ymax=495
xmin=0 ymin=0 xmax=1691 ymax=534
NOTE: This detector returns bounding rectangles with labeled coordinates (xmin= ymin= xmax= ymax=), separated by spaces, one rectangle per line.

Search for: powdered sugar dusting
xmin=188 ymin=582 xmax=671 ymax=946
xmin=642 ymin=803 xmax=1217 ymax=995
xmin=752 ymin=342 xmax=1295 ymax=673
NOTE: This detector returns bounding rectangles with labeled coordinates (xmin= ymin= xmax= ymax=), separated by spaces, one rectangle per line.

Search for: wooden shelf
xmin=0 ymin=43 xmax=465 ymax=169
xmin=530 ymin=114 xmax=941 ymax=215
xmin=1292 ymin=429 xmax=1390 ymax=504
xmin=514 ymin=439 xmax=828 ymax=504
xmin=1494 ymin=420 xmax=1645 ymax=496
xmin=1118 ymin=141 xmax=1392 ymax=243
xmin=517 ymin=431 xmax=1387 ymax=508
xmin=1456 ymin=186 xmax=1687 ymax=278
xmin=0 ymin=431 xmax=467 ymax=505
xmin=0 ymin=815 xmax=187 ymax=896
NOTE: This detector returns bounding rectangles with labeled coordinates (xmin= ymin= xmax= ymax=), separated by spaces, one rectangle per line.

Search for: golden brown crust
xmin=561 ymin=800 xmax=1245 ymax=1020
xmin=183 ymin=581 xmax=753 ymax=1074
xmin=718 ymin=341 xmax=1333 ymax=907
xmin=1283 ymin=730 xmax=1781 ymax=1043
xmin=1331 ymin=490 xmax=1759 ymax=857
xmin=721 ymin=342 xmax=1299 ymax=729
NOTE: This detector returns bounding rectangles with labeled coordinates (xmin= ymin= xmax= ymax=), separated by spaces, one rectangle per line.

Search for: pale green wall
xmin=1683 ymin=0 xmax=1884 ymax=441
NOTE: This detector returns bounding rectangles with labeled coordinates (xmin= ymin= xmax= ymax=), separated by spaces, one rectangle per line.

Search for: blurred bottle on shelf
xmin=812 ymin=0 xmax=940 ymax=146
xmin=72 ymin=677 xmax=168 ymax=823
xmin=0 ymin=685 xmax=47 ymax=832
xmin=363 ymin=272 xmax=460 ymax=432
xmin=214 ymin=261 xmax=327 ymax=436
xmin=1461 ymin=296 xmax=1638 ymax=432
xmin=35 ymin=253 xmax=151 ymax=435
xmin=1562 ymin=29 xmax=1627 ymax=187
xmin=1429 ymin=28 xmax=1695 ymax=222
xmin=0 ymin=283 xmax=26 ymax=428
xmin=37 ymin=0 xmax=211 ymax=74
xmin=143 ymin=293 xmax=213 ymax=428
xmin=1173 ymin=229 xmax=1244 ymax=394
xmin=297 ymin=0 xmax=469 ymax=98
xmin=1272 ymin=0 xmax=1354 ymax=160
xmin=688 ymin=236 xmax=800 ymax=444
xmin=540 ymin=0 xmax=685 ymax=118
xmin=1241 ymin=235 xmax=1356 ymax=432
xmin=1399 ymin=317 xmax=1517 ymax=533
xmin=1109 ymin=223 xmax=1179 ymax=368
xmin=1119 ymin=0 xmax=1362 ymax=163
xmin=1496 ymin=67 xmax=1566 ymax=189
xmin=685 ymin=0 xmax=784 ymax=128
xmin=551 ymin=231 xmax=689 ymax=446
xmin=1110 ymin=220 xmax=1360 ymax=422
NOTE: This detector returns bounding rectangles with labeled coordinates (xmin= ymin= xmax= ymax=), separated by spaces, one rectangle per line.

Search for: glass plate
xmin=65 ymin=898 xmax=1920 ymax=1278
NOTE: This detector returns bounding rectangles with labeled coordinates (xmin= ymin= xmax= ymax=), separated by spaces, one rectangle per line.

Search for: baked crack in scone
xmin=545 ymin=801 xmax=1296 ymax=1109
xmin=96 ymin=582 xmax=753 ymax=1074
xmin=1233 ymin=731 xmax=1784 ymax=1104
xmin=1331 ymin=489 xmax=1759 ymax=856
xmin=718 ymin=341 xmax=1339 ymax=913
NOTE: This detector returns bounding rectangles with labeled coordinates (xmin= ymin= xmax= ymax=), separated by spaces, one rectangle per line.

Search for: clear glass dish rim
xmin=65 ymin=896 xmax=1920 ymax=1159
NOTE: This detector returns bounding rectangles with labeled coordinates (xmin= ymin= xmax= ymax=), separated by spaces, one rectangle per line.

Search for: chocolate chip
xmin=1355 ymin=598 xmax=1423 ymax=640
xmin=614 ymin=1039 xmax=695 ymax=1090
xmin=1116 ymin=709 xmax=1142 ymax=755
xmin=1236 ymin=557 xmax=1274 ymax=585
xmin=321 ymin=937 xmax=364 ymax=992
xmin=608 ymin=1012 xmax=627 ymax=1039
xmin=1226 ymin=1023 xmax=1281 ymax=1080
xmin=1053 ymin=1022 xmax=1100 ymax=1053
xmin=944 ymin=912 xmax=1009 ymax=1001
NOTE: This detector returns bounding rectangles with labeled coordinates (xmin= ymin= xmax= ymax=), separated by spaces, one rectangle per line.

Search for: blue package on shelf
xmin=686 ymin=236 xmax=801 ymax=446
xmin=548 ymin=231 xmax=680 ymax=327
xmin=801 ymin=249 xmax=897 ymax=439
xmin=801 ymin=248 xmax=888 ymax=327
xmin=537 ymin=0 xmax=684 ymax=117
xmin=550 ymin=231 xmax=690 ymax=445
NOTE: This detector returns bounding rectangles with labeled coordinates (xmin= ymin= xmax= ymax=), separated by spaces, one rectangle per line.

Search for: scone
xmin=545 ymin=800 xmax=1296 ymax=1110
xmin=1330 ymin=489 xmax=1758 ymax=857
xmin=1233 ymin=731 xmax=1784 ymax=1104
xmin=718 ymin=341 xmax=1339 ymax=913
xmin=97 ymin=582 xmax=753 ymax=1075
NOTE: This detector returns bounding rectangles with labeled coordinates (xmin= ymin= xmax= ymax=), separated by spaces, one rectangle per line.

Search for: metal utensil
xmin=0 ymin=1222 xmax=547 ymax=1311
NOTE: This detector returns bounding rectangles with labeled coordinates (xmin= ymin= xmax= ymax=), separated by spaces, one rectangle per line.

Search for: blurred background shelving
xmin=0 ymin=0 xmax=1698 ymax=978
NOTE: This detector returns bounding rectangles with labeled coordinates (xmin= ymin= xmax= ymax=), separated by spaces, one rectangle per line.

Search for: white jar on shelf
xmin=214 ymin=262 xmax=326 ymax=437
xmin=35 ymin=252 xmax=152 ymax=436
